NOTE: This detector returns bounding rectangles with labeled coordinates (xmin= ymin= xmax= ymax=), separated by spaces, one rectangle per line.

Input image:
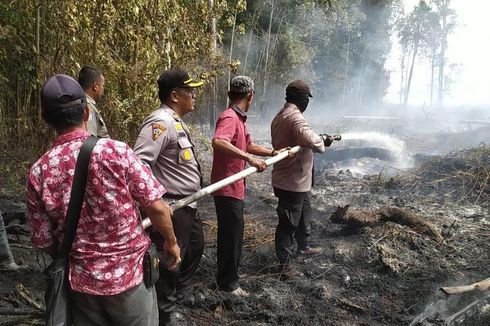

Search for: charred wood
xmin=331 ymin=205 xmax=443 ymax=242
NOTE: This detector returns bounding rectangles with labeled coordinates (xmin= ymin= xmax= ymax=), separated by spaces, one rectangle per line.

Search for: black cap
xmin=286 ymin=79 xmax=312 ymax=97
xmin=157 ymin=69 xmax=204 ymax=91
xmin=41 ymin=74 xmax=87 ymax=112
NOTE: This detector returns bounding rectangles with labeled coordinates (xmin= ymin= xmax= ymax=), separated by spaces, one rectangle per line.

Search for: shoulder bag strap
xmin=57 ymin=136 xmax=100 ymax=259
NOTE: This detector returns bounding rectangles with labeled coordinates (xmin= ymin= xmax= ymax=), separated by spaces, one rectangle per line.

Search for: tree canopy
xmin=2 ymin=0 xmax=451 ymax=186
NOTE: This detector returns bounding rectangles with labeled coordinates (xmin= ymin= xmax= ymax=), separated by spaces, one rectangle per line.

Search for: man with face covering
xmin=270 ymin=79 xmax=333 ymax=279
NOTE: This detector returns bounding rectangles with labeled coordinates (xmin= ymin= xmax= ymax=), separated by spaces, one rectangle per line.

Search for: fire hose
xmin=141 ymin=134 xmax=341 ymax=229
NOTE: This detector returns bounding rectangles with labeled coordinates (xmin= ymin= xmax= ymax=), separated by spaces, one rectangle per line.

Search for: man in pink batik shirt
xmin=26 ymin=74 xmax=180 ymax=326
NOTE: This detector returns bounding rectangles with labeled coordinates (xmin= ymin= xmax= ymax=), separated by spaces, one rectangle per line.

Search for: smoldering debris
xmin=396 ymin=145 xmax=490 ymax=205
xmin=410 ymin=293 xmax=490 ymax=326
xmin=1 ymin=126 xmax=489 ymax=325
xmin=331 ymin=205 xmax=443 ymax=242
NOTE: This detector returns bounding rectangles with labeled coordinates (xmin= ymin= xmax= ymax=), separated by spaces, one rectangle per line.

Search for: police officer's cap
xmin=158 ymin=69 xmax=204 ymax=91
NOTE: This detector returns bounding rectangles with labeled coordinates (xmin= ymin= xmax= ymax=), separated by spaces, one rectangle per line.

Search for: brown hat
xmin=286 ymin=80 xmax=312 ymax=97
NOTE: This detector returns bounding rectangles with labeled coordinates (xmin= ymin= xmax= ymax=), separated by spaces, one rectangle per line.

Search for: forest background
xmin=0 ymin=0 xmax=455 ymax=189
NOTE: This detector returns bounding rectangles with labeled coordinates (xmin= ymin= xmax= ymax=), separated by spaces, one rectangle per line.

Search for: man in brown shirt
xmin=271 ymin=80 xmax=333 ymax=279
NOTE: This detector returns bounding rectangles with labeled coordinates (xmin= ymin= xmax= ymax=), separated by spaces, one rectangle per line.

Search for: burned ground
xmin=0 ymin=127 xmax=489 ymax=325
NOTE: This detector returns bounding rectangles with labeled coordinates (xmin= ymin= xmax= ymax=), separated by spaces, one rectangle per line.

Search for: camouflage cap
xmin=229 ymin=76 xmax=254 ymax=94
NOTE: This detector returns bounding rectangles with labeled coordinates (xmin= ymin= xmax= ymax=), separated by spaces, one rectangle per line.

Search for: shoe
xmin=230 ymin=287 xmax=250 ymax=297
xmin=297 ymin=246 xmax=323 ymax=256
xmin=278 ymin=265 xmax=303 ymax=281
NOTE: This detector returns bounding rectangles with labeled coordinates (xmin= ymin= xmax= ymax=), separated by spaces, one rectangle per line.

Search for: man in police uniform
xmin=78 ymin=66 xmax=110 ymax=138
xmin=134 ymin=69 xmax=204 ymax=325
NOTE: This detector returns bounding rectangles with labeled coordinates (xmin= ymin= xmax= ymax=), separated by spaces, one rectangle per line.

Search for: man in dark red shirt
xmin=211 ymin=76 xmax=284 ymax=296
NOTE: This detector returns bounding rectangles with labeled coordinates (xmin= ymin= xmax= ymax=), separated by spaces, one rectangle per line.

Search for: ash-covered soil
xmin=1 ymin=122 xmax=489 ymax=326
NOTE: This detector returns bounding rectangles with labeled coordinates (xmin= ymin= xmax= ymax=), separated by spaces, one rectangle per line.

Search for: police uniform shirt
xmin=86 ymin=94 xmax=110 ymax=138
xmin=134 ymin=105 xmax=201 ymax=200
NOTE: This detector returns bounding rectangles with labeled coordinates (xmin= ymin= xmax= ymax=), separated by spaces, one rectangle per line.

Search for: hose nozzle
xmin=319 ymin=133 xmax=342 ymax=147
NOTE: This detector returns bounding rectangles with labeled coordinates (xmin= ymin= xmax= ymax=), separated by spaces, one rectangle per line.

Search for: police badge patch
xmin=152 ymin=123 xmax=166 ymax=141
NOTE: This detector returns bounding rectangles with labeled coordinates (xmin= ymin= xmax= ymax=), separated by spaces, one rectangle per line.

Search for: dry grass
xmin=397 ymin=145 xmax=489 ymax=204
xmin=203 ymin=215 xmax=275 ymax=250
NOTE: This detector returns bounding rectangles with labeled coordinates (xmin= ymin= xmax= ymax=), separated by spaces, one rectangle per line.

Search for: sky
xmin=385 ymin=0 xmax=490 ymax=107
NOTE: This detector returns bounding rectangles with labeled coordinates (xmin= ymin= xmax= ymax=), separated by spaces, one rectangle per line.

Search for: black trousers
xmin=214 ymin=196 xmax=244 ymax=291
xmin=273 ymin=187 xmax=312 ymax=265
xmin=150 ymin=206 xmax=204 ymax=317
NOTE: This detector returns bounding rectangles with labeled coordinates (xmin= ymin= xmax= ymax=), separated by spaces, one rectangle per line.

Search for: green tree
xmin=0 ymin=0 xmax=233 ymax=187
xmin=0 ymin=0 xmax=409 ymax=188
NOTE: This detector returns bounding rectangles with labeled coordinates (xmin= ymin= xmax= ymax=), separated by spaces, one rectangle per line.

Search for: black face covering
xmin=286 ymin=93 xmax=309 ymax=112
